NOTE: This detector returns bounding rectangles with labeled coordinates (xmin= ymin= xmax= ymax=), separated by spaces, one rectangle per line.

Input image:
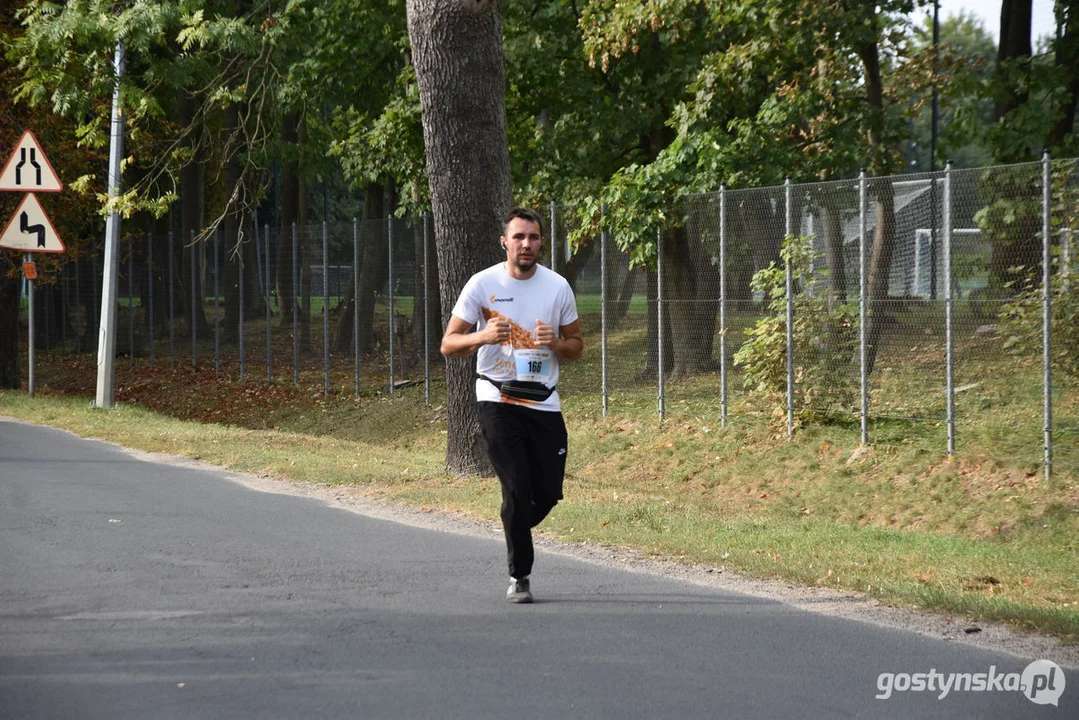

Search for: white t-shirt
xmin=451 ymin=262 xmax=579 ymax=411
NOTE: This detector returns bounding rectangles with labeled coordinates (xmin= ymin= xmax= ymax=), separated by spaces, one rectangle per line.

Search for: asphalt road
xmin=0 ymin=418 xmax=1073 ymax=719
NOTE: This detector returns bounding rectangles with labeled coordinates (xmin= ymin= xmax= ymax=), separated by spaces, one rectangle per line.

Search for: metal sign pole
xmin=26 ymin=254 xmax=34 ymax=397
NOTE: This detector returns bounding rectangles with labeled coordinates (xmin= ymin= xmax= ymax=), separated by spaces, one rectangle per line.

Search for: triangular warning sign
xmin=0 ymin=130 xmax=63 ymax=192
xmin=0 ymin=193 xmax=65 ymax=253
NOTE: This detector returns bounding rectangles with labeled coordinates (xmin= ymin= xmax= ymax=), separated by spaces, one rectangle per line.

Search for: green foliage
xmin=986 ymin=55 xmax=1077 ymax=162
xmin=907 ymin=10 xmax=997 ymax=169
xmin=999 ymin=249 xmax=1079 ymax=384
xmin=996 ymin=164 xmax=1079 ymax=386
xmin=567 ymin=0 xmax=936 ymax=261
xmin=329 ymin=64 xmax=427 ymax=215
xmin=7 ymin=0 xmax=286 ymax=220
xmin=734 ymin=235 xmax=858 ymax=425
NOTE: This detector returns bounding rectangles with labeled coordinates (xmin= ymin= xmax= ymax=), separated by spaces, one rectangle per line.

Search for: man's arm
xmin=534 ymin=319 xmax=583 ymax=361
xmin=441 ymin=314 xmax=509 ymax=358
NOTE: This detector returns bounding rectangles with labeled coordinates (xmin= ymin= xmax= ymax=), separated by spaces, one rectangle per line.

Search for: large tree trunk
xmin=331 ymin=276 xmax=357 ymax=355
xmin=864 ymin=184 xmax=897 ymax=375
xmin=995 ymin=0 xmax=1033 ymax=137
xmin=726 ymin=203 xmax=756 ymax=303
xmin=562 ymin=238 xmax=595 ymax=293
xmin=819 ymin=200 xmax=847 ymax=302
xmin=745 ymin=191 xmax=784 ymax=288
xmin=660 ymin=225 xmax=719 ymax=378
xmin=859 ymin=30 xmax=900 ymax=377
xmin=331 ymin=186 xmax=403 ymax=356
xmin=610 ymin=264 xmax=639 ymax=331
xmin=407 ymin=0 xmax=512 ymax=476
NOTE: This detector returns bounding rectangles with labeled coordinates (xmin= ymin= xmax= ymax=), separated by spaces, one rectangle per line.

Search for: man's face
xmin=502 ymin=217 xmax=543 ymax=273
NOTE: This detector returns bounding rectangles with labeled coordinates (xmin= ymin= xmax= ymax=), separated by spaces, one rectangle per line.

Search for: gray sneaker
xmin=506 ymin=576 xmax=533 ymax=604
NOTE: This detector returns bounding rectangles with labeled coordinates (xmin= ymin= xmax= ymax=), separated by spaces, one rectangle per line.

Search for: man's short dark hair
xmin=503 ymin=207 xmax=543 ymax=236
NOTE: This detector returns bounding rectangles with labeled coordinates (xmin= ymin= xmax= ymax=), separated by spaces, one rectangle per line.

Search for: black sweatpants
xmin=478 ymin=401 xmax=568 ymax=580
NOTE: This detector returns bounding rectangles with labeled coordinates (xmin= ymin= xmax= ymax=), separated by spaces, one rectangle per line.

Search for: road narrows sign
xmin=0 ymin=193 xmax=65 ymax=253
xmin=0 ymin=130 xmax=63 ymax=193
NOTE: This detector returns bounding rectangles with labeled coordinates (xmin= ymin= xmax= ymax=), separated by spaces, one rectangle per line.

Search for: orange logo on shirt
xmin=481 ymin=307 xmax=536 ymax=349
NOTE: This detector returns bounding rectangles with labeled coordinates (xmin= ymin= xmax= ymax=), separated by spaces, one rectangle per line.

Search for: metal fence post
xmin=657 ymin=226 xmax=665 ymax=422
xmin=168 ymin=229 xmax=174 ymax=370
xmin=264 ymin=223 xmax=272 ymax=382
xmin=147 ymin=232 xmax=154 ymax=367
xmin=785 ymin=177 xmax=794 ymax=440
xmin=239 ymin=228 xmax=245 ymax=381
xmin=190 ymin=230 xmax=196 ymax=370
xmin=859 ymin=170 xmax=869 ymax=445
xmin=60 ymin=263 xmax=67 ymax=353
xmin=91 ymin=253 xmax=100 ymax=356
xmin=353 ymin=217 xmax=360 ymax=397
xmin=253 ymin=211 xmax=263 ymax=298
xmin=388 ymin=215 xmax=396 ymax=396
xmin=128 ymin=242 xmax=135 ymax=367
xmin=214 ymin=227 xmax=220 ymax=377
xmin=930 ymin=171 xmax=939 ymax=300
xmin=944 ymin=161 xmax=955 ymax=458
xmin=76 ymin=259 xmax=82 ymax=356
xmin=323 ymin=220 xmax=330 ymax=396
xmin=550 ymin=200 xmax=557 ymax=273
xmin=43 ymin=276 xmax=49 ymax=354
xmin=292 ymin=222 xmax=299 ymax=386
xmin=1042 ymin=151 xmax=1053 ymax=481
xmin=423 ymin=212 xmax=431 ymax=405
xmin=719 ymin=184 xmax=728 ymax=428
xmin=600 ymin=204 xmax=608 ymax=417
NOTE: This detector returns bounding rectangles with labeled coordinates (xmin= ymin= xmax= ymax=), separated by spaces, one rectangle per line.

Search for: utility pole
xmin=95 ymin=39 xmax=126 ymax=408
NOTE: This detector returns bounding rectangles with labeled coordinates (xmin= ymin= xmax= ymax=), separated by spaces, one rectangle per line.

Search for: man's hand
xmin=537 ymin=318 xmax=583 ymax=360
xmin=484 ymin=316 xmax=511 ymax=345
xmin=441 ymin=314 xmax=509 ymax=357
xmin=534 ymin=319 xmax=556 ymax=347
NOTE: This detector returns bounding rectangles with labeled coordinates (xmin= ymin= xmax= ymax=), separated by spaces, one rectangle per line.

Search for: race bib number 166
xmin=514 ymin=348 xmax=553 ymax=383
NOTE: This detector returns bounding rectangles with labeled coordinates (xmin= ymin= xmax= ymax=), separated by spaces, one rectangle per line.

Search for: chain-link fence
xmin=16 ymin=158 xmax=1079 ymax=475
